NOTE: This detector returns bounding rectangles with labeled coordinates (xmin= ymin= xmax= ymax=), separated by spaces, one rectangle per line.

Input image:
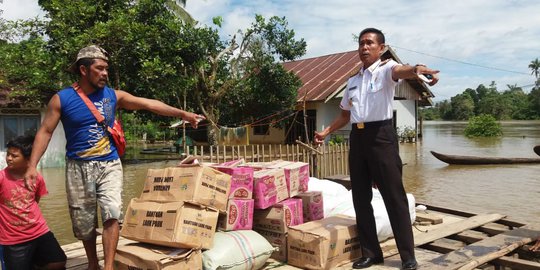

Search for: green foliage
xmin=1 ymin=0 xmax=306 ymax=141
xmin=397 ymin=126 xmax=416 ymax=142
xmin=464 ymin=114 xmax=502 ymax=137
xmin=328 ymin=134 xmax=344 ymax=146
xmin=529 ymin=58 xmax=540 ymax=82
xmin=419 ymin=107 xmax=440 ymax=120
xmin=449 ymin=92 xmax=474 ymax=120
xmin=429 ymin=70 xmax=540 ymax=120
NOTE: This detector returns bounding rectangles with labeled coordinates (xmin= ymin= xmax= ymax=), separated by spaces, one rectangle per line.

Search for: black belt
xmin=352 ymin=119 xmax=392 ymax=129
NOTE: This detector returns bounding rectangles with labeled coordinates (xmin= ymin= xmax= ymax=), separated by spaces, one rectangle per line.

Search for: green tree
xmin=437 ymin=100 xmax=453 ymax=120
xmin=464 ymin=114 xmax=502 ymax=137
xmin=503 ymin=84 xmax=531 ymax=120
xmin=182 ymin=14 xmax=306 ymax=141
xmin=449 ymin=92 xmax=474 ymax=120
xmin=529 ymin=58 xmax=540 ymax=85
xmin=419 ymin=106 xmax=439 ymax=120
xmin=528 ymin=87 xmax=540 ymax=119
xmin=0 ymin=19 xmax=53 ymax=107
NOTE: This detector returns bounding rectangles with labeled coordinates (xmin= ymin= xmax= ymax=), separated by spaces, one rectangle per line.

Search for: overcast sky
xmin=2 ymin=0 xmax=540 ymax=102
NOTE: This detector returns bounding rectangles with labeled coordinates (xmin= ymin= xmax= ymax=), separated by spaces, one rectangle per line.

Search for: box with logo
xmin=218 ymin=199 xmax=254 ymax=231
xmin=252 ymin=168 xmax=289 ymax=209
xmin=139 ymin=165 xmax=231 ymax=211
xmin=212 ymin=166 xmax=254 ymax=199
xmin=120 ymin=199 xmax=219 ymax=249
xmin=114 ymin=242 xmax=202 ymax=270
xmin=255 ymin=229 xmax=288 ymax=262
xmin=268 ymin=161 xmax=309 ymax=197
xmin=253 ymin=198 xmax=303 ymax=233
xmin=287 ymin=215 xmax=362 ymax=270
xmin=294 ymin=191 xmax=324 ymax=222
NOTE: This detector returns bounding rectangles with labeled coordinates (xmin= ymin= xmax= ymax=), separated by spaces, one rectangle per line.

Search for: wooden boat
xmin=535 ymin=145 xmax=540 ymax=157
xmin=63 ymin=203 xmax=540 ymax=270
xmin=430 ymin=150 xmax=540 ymax=165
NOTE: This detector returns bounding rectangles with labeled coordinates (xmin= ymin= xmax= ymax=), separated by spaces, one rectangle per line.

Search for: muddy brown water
xmin=38 ymin=120 xmax=540 ymax=245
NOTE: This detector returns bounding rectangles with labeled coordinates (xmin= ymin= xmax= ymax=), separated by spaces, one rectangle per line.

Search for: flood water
xmin=37 ymin=120 xmax=540 ymax=245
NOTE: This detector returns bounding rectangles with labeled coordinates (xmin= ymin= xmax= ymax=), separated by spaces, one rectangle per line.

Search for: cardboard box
xmin=256 ymin=229 xmax=288 ymax=262
xmin=114 ymin=242 xmax=202 ymax=270
xmin=218 ymin=199 xmax=254 ymax=231
xmin=140 ymin=165 xmax=231 ymax=211
xmin=284 ymin=162 xmax=309 ymax=193
xmin=213 ymin=166 xmax=254 ymax=199
xmin=268 ymin=161 xmax=310 ymax=197
xmin=295 ymin=191 xmax=324 ymax=222
xmin=253 ymin=168 xmax=289 ymax=209
xmin=121 ymin=199 xmax=219 ymax=249
xmin=253 ymin=198 xmax=303 ymax=233
xmin=287 ymin=215 xmax=362 ymax=270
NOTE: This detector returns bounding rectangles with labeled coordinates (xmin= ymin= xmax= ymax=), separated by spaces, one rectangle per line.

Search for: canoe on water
xmin=430 ymin=151 xmax=540 ymax=165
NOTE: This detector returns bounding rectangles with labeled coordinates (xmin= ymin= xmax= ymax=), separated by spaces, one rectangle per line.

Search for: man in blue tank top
xmin=24 ymin=45 xmax=205 ymax=270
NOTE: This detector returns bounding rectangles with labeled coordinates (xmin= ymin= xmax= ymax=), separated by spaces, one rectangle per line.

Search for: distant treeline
xmin=421 ymin=81 xmax=540 ymax=121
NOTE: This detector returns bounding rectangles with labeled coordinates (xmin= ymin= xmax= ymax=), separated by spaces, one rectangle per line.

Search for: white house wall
xmin=0 ymin=108 xmax=66 ymax=169
xmin=394 ymin=100 xmax=417 ymax=131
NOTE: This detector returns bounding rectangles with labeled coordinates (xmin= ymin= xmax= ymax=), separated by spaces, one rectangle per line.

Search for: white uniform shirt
xmin=340 ymin=59 xmax=400 ymax=123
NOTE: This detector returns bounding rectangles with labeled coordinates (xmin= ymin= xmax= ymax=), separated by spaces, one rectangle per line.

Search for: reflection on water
xmin=39 ymin=121 xmax=540 ymax=245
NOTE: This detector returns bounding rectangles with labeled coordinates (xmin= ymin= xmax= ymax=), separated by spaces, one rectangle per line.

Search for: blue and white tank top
xmin=58 ymin=85 xmax=119 ymax=160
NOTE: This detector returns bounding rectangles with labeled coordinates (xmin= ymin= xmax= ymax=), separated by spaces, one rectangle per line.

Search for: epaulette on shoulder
xmin=379 ymin=59 xmax=391 ymax=66
xmin=349 ymin=63 xmax=363 ymax=77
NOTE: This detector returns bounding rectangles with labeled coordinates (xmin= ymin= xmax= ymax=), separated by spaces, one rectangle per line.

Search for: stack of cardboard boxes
xmin=115 ymin=161 xmax=232 ymax=269
xmin=212 ymin=161 xmax=255 ymax=231
xmin=114 ymin=158 xmax=359 ymax=269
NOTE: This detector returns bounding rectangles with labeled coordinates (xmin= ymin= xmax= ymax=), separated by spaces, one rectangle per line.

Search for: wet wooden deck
xmin=63 ymin=203 xmax=540 ymax=270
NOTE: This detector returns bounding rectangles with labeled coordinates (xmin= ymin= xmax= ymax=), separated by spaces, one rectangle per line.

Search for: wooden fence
xmin=184 ymin=142 xmax=349 ymax=179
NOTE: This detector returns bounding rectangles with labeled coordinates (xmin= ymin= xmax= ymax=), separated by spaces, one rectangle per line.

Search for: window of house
xmin=0 ymin=114 xmax=40 ymax=150
xmin=253 ymin=124 xmax=269 ymax=135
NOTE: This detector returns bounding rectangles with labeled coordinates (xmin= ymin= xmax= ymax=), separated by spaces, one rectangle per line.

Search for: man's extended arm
xmin=392 ymin=64 xmax=440 ymax=86
xmin=25 ymin=95 xmax=62 ymax=187
xmin=116 ymin=90 xmax=204 ymax=128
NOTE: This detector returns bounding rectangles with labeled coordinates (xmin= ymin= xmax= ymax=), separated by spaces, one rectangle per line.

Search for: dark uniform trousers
xmin=348 ymin=120 xmax=415 ymax=262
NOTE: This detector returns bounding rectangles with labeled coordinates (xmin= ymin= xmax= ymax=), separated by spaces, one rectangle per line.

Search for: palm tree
xmin=165 ymin=0 xmax=196 ymax=24
xmin=529 ymin=58 xmax=540 ymax=85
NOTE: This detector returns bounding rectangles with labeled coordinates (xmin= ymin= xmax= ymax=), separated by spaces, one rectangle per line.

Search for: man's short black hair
xmin=6 ymin=135 xmax=35 ymax=159
xmin=359 ymin=28 xmax=385 ymax=44
xmin=75 ymin=58 xmax=96 ymax=76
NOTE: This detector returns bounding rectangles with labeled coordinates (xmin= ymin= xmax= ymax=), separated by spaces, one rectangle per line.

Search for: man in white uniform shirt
xmin=314 ymin=28 xmax=439 ymax=270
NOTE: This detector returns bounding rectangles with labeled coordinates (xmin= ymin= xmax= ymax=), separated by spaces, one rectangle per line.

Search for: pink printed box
xmin=268 ymin=161 xmax=310 ymax=197
xmin=218 ymin=199 xmax=254 ymax=231
xmin=253 ymin=198 xmax=303 ymax=233
xmin=295 ymin=191 xmax=324 ymax=222
xmin=213 ymin=166 xmax=254 ymax=199
xmin=252 ymin=169 xmax=289 ymax=209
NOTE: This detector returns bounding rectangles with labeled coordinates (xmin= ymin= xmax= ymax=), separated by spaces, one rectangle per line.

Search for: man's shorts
xmin=3 ymin=231 xmax=67 ymax=270
xmin=66 ymin=159 xmax=123 ymax=240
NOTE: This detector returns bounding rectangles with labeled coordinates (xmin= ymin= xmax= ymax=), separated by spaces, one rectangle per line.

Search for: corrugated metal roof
xmin=282 ymin=50 xmax=361 ymax=102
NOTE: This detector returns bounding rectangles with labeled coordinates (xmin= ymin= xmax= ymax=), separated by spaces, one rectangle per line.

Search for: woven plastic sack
xmin=202 ymin=230 xmax=274 ymax=270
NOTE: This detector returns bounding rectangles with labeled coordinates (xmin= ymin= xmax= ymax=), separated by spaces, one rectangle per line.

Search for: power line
xmin=390 ymin=45 xmax=531 ymax=76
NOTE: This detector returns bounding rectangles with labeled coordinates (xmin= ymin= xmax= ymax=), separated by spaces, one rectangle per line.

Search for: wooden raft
xmin=63 ymin=204 xmax=540 ymax=270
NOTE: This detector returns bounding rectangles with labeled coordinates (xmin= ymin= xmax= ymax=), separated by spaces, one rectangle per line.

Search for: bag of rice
xmin=202 ymin=230 xmax=274 ymax=270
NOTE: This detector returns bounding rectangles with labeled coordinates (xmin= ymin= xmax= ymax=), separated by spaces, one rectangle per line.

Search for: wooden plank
xmin=335 ymin=248 xmax=445 ymax=270
xmin=491 ymin=255 xmax=540 ymax=270
xmin=416 ymin=212 xmax=444 ymax=225
xmin=382 ymin=213 xmax=506 ymax=257
xmin=421 ymin=224 xmax=540 ymax=270
xmin=421 ymin=236 xmax=540 ymax=270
